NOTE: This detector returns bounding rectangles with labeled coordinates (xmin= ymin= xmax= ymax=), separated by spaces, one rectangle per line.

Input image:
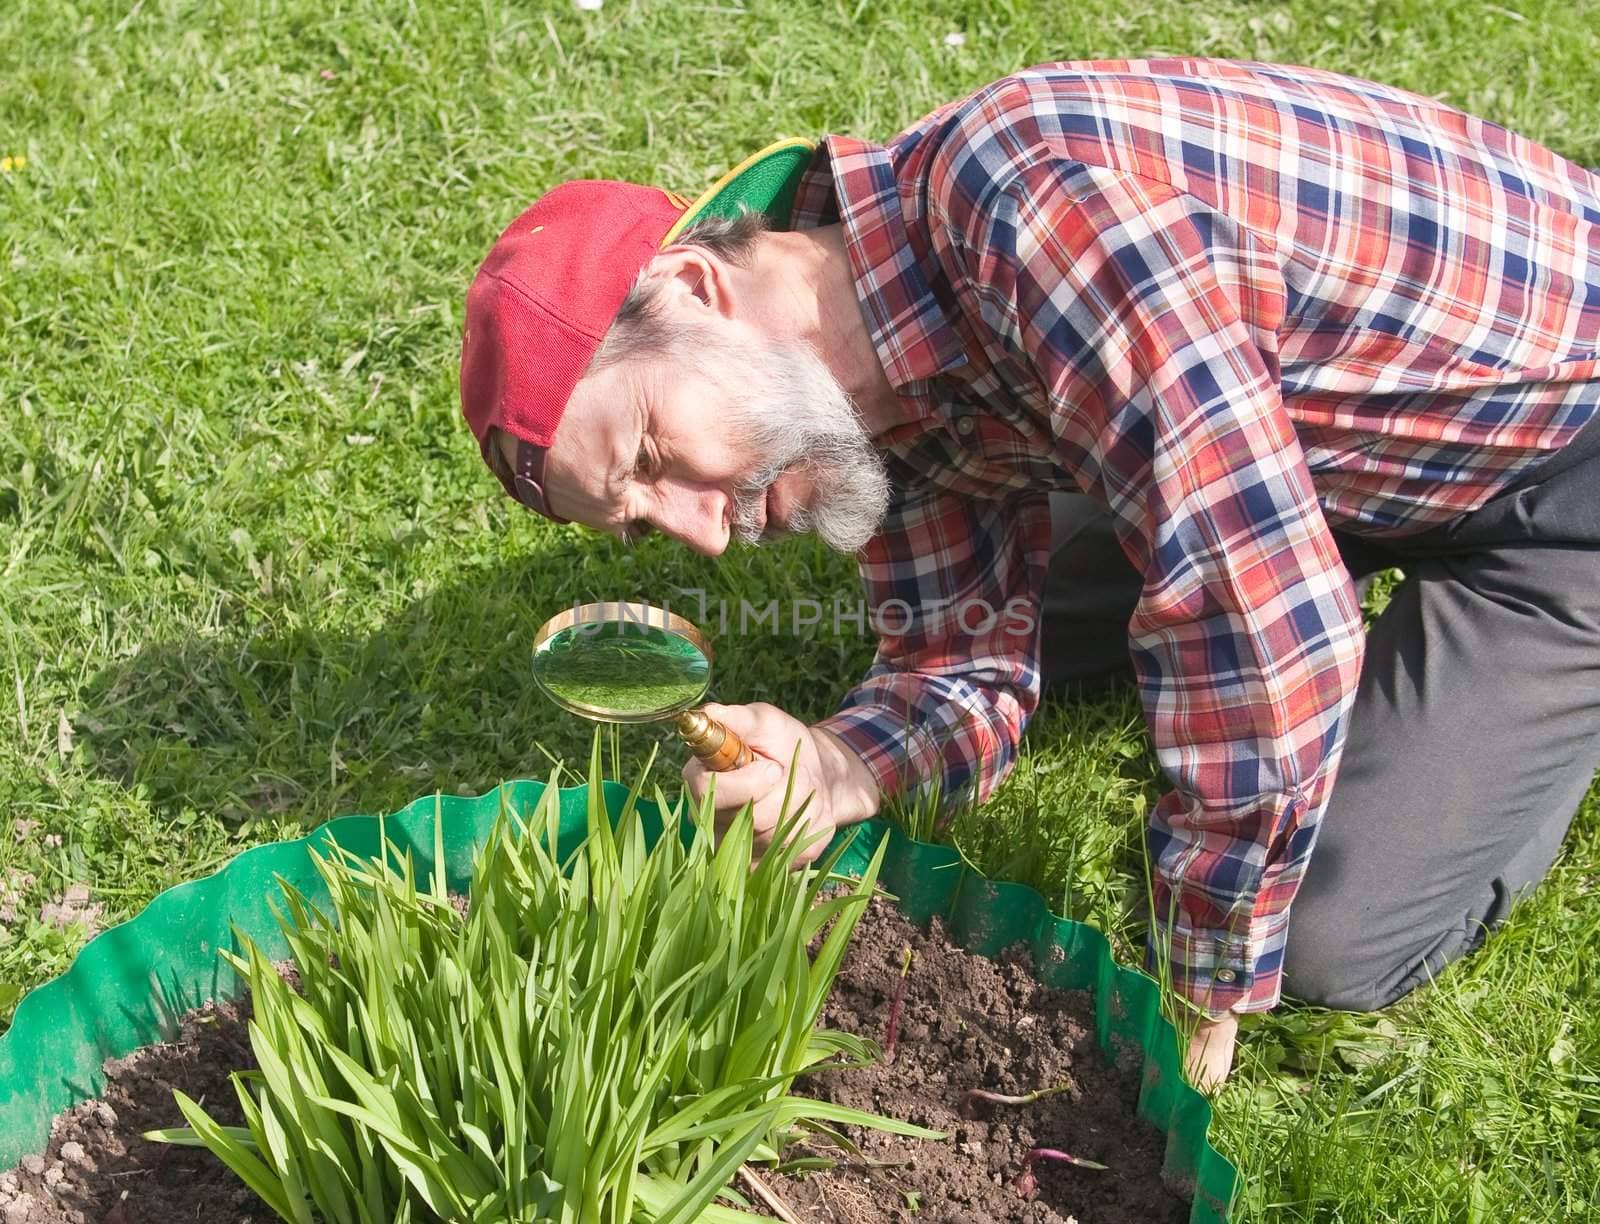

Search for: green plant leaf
xmin=163 ymin=1092 xmax=310 ymax=1224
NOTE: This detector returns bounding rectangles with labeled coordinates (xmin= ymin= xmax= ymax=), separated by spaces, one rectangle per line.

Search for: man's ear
xmin=646 ymin=246 xmax=737 ymax=320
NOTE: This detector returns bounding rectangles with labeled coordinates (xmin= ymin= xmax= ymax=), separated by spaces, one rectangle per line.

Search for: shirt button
xmin=955 ymin=417 xmax=975 ymax=436
xmin=1214 ymin=968 xmax=1239 ymax=985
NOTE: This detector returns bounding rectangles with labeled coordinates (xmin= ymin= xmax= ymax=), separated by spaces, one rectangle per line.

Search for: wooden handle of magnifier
xmin=675 ymin=709 xmax=756 ymax=772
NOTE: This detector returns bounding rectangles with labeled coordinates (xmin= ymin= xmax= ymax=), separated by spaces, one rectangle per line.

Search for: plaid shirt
xmin=795 ymin=59 xmax=1600 ymax=1014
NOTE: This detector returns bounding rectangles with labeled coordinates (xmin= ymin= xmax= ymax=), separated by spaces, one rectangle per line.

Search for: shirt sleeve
xmin=815 ymin=480 xmax=1052 ymax=814
xmin=943 ymin=159 xmax=1367 ymax=1014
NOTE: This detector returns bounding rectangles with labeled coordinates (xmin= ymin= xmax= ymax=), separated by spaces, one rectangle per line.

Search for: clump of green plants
xmin=148 ymin=741 xmax=937 ymax=1222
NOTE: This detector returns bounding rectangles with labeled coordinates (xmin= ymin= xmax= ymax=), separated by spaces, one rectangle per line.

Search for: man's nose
xmin=651 ymin=484 xmax=730 ymax=556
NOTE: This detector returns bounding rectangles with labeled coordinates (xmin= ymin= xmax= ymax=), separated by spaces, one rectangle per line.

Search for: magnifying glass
xmin=531 ymin=601 xmax=755 ymax=772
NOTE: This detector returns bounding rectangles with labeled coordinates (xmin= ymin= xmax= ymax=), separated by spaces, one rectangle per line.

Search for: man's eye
xmin=634 ymin=445 xmax=653 ymax=480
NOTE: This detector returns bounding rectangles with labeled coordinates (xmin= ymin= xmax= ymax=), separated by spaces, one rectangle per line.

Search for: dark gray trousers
xmin=1041 ymin=413 xmax=1600 ymax=1011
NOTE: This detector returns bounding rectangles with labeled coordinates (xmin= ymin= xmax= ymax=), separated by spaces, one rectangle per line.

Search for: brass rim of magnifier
xmin=531 ymin=601 xmax=715 ymax=724
xmin=532 ymin=601 xmax=713 ymax=660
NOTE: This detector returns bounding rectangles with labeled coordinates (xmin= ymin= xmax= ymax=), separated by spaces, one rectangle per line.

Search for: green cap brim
xmin=661 ymin=137 xmax=817 ymax=246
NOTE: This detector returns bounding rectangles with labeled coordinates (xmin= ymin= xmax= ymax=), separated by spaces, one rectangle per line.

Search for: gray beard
xmin=721 ymin=338 xmax=891 ymax=552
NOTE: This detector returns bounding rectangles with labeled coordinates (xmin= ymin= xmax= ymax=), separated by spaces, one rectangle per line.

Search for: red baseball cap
xmin=460 ymin=139 xmax=816 ymax=522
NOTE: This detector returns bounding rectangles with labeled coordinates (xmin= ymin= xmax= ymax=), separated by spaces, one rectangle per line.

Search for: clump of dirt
xmin=37 ymin=886 xmax=102 ymax=936
xmin=0 ymin=873 xmax=35 ymax=925
xmin=754 ymin=898 xmax=1189 ymax=1223
xmin=0 ymin=901 xmax=1190 ymax=1224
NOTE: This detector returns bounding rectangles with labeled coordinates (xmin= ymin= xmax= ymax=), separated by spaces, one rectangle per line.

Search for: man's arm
xmin=682 ymin=481 xmax=1049 ymax=860
xmin=942 ymin=156 xmax=1367 ymax=1016
xmin=814 ymin=481 xmax=1053 ymax=814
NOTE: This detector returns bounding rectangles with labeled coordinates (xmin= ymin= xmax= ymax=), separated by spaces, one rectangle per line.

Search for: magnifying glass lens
xmin=533 ymin=620 xmax=710 ymax=723
xmin=531 ymin=602 xmax=751 ymax=770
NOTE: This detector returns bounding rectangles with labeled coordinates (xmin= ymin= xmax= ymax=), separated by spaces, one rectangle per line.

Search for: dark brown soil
xmin=0 ymin=998 xmax=272 ymax=1224
xmin=751 ymin=898 xmax=1189 ymax=1224
xmin=0 ymin=902 xmax=1190 ymax=1224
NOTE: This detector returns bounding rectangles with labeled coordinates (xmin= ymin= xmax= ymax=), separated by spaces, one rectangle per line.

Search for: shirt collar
xmin=792 ymin=135 xmax=969 ymax=396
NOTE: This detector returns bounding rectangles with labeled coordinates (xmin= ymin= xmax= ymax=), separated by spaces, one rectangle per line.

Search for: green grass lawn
xmin=3 ymin=0 xmax=1597 ymax=1218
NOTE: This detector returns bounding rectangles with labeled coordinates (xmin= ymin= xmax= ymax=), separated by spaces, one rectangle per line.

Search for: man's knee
xmin=1280 ymin=912 xmax=1392 ymax=1012
xmin=1281 ymin=901 xmax=1488 ymax=1013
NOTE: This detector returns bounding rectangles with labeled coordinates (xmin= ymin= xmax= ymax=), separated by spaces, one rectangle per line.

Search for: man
xmin=460 ymin=59 xmax=1600 ymax=1088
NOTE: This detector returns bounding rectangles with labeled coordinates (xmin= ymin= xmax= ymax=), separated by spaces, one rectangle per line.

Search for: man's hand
xmin=1185 ymin=1013 xmax=1238 ymax=1092
xmin=681 ymin=702 xmax=879 ymax=865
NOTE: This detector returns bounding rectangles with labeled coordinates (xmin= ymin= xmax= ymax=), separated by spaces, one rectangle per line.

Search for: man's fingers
xmin=682 ymin=753 xmax=784 ymax=815
xmin=1184 ymin=1014 xmax=1238 ymax=1092
xmin=699 ymin=702 xmax=804 ymax=765
xmin=697 ymin=701 xmax=772 ymax=743
xmin=697 ymin=701 xmax=750 ymax=730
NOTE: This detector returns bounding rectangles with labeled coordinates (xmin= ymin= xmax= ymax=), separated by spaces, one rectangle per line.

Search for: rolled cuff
xmin=812 ymin=703 xmax=945 ymax=803
xmin=1148 ymin=906 xmax=1291 ymax=1016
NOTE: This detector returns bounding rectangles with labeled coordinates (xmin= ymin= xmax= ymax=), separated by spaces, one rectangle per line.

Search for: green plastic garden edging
xmin=0 ymin=781 xmax=1239 ymax=1221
